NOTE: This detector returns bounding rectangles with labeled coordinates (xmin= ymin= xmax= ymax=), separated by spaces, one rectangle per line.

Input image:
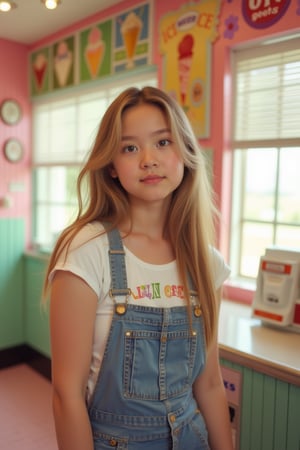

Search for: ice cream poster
xmin=30 ymin=47 xmax=50 ymax=96
xmin=52 ymin=36 xmax=75 ymax=90
xmin=80 ymin=20 xmax=112 ymax=82
xmin=114 ymin=2 xmax=151 ymax=72
xmin=159 ymin=0 xmax=221 ymax=138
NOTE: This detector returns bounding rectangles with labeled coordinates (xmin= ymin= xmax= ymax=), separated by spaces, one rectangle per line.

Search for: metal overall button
xmin=194 ymin=305 xmax=202 ymax=317
xmin=109 ymin=438 xmax=117 ymax=446
xmin=109 ymin=288 xmax=131 ymax=315
xmin=190 ymin=291 xmax=201 ymax=317
xmin=115 ymin=304 xmax=127 ymax=315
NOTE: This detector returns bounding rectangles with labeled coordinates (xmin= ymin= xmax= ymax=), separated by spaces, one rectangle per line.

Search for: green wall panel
xmin=274 ymin=380 xmax=289 ymax=450
xmin=0 ymin=218 xmax=25 ymax=349
xmin=240 ymin=366 xmax=253 ymax=450
xmin=23 ymin=254 xmax=50 ymax=357
xmin=251 ymin=371 xmax=264 ymax=450
xmin=261 ymin=377 xmax=276 ymax=450
xmin=286 ymin=384 xmax=300 ymax=449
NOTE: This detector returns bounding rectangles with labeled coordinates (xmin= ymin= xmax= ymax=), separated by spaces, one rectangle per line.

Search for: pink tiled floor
xmin=0 ymin=364 xmax=57 ymax=449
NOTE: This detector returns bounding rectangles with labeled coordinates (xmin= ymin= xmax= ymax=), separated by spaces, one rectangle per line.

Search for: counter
xmin=218 ymin=300 xmax=300 ymax=386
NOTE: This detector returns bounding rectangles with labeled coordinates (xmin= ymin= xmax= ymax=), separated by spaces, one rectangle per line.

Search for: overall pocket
xmin=123 ymin=329 xmax=197 ymax=400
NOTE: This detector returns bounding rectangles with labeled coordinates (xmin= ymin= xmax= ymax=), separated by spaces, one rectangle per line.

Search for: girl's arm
xmin=193 ymin=289 xmax=234 ymax=450
xmin=50 ymin=270 xmax=98 ymax=450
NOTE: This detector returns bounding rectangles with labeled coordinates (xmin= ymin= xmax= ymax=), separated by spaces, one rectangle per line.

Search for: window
xmin=230 ymin=36 xmax=300 ymax=280
xmin=32 ymin=73 xmax=157 ymax=250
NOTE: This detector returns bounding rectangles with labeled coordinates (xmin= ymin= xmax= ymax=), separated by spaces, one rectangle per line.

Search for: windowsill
xmin=223 ymin=277 xmax=256 ymax=305
xmin=24 ymin=249 xmax=50 ymax=261
xmin=226 ymin=276 xmax=256 ymax=291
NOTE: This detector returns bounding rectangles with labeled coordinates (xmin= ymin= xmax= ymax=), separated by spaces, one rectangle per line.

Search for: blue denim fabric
xmin=88 ymin=228 xmax=210 ymax=449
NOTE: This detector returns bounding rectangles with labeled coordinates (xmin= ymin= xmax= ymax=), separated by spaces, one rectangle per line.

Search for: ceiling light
xmin=41 ymin=0 xmax=61 ymax=10
xmin=0 ymin=1 xmax=17 ymax=12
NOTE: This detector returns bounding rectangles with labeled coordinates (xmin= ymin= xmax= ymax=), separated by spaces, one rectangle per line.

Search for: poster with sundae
xmin=53 ymin=37 xmax=75 ymax=90
xmin=30 ymin=47 xmax=50 ymax=96
xmin=160 ymin=0 xmax=221 ymax=138
xmin=114 ymin=2 xmax=151 ymax=73
xmin=80 ymin=20 xmax=112 ymax=82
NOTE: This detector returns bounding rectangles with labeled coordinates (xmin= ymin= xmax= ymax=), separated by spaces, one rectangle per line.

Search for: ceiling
xmin=0 ymin=0 xmax=123 ymax=45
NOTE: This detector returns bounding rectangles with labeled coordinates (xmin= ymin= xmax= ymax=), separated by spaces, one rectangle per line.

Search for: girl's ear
xmin=109 ymin=165 xmax=118 ymax=178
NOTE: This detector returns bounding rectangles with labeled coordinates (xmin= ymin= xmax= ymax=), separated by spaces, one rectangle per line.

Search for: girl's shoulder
xmin=56 ymin=221 xmax=109 ymax=268
xmin=68 ymin=221 xmax=107 ymax=251
xmin=50 ymin=221 xmax=110 ymax=297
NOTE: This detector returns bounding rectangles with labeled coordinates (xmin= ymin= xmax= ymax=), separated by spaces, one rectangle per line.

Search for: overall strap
xmin=105 ymin=226 xmax=200 ymax=316
xmin=106 ymin=227 xmax=131 ymax=315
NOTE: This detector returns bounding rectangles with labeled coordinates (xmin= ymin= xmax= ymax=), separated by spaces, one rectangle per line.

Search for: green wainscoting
xmin=0 ymin=218 xmax=25 ymax=349
xmin=220 ymin=359 xmax=300 ymax=450
xmin=23 ymin=253 xmax=50 ymax=357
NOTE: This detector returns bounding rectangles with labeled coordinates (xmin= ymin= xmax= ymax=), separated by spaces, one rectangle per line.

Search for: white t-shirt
xmin=49 ymin=221 xmax=230 ymax=403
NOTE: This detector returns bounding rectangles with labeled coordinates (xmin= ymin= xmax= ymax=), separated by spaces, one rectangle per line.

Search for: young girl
xmin=44 ymin=86 xmax=233 ymax=450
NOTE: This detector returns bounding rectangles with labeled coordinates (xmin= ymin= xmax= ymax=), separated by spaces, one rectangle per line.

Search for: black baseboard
xmin=0 ymin=344 xmax=51 ymax=381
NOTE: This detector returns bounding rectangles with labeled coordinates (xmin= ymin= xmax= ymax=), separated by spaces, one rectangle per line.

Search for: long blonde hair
xmin=44 ymin=86 xmax=219 ymax=346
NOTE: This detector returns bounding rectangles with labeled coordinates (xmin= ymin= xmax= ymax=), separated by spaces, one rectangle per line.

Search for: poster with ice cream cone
xmin=30 ymin=47 xmax=50 ymax=96
xmin=114 ymin=1 xmax=151 ymax=73
xmin=160 ymin=0 xmax=221 ymax=138
xmin=80 ymin=20 xmax=112 ymax=82
xmin=53 ymin=37 xmax=75 ymax=90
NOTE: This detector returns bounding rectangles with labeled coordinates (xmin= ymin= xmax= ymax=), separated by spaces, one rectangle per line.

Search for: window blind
xmin=32 ymin=73 xmax=157 ymax=164
xmin=233 ymin=37 xmax=300 ymax=143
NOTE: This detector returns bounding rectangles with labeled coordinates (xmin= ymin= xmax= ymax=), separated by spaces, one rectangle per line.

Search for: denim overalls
xmin=88 ymin=228 xmax=210 ymax=449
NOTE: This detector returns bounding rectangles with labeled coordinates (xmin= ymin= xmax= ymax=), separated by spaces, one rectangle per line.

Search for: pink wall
xmin=0 ymin=38 xmax=31 ymax=243
xmin=1 ymin=0 xmax=298 ymax=301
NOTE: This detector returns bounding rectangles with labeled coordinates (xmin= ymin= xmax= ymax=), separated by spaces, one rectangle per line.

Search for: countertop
xmin=218 ymin=300 xmax=300 ymax=386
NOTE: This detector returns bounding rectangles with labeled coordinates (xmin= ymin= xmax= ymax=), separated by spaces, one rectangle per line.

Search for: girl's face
xmin=111 ymin=103 xmax=184 ymax=208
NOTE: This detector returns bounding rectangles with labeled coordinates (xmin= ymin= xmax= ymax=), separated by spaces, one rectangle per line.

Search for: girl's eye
xmin=123 ymin=144 xmax=138 ymax=153
xmin=157 ymin=139 xmax=171 ymax=148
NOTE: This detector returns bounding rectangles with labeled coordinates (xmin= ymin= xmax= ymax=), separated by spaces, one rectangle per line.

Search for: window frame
xmin=229 ymin=35 xmax=300 ymax=287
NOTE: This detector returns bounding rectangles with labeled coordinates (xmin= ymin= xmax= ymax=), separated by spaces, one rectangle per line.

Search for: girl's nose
xmin=141 ymin=148 xmax=158 ymax=168
xmin=142 ymin=159 xmax=158 ymax=168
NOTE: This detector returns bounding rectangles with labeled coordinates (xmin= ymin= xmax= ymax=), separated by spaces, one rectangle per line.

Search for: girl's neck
xmin=120 ymin=227 xmax=175 ymax=265
xmin=118 ymin=202 xmax=174 ymax=264
xmin=121 ymin=200 xmax=169 ymax=240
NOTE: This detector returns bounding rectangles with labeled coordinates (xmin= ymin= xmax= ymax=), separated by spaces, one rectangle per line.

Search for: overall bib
xmin=88 ymin=228 xmax=210 ymax=450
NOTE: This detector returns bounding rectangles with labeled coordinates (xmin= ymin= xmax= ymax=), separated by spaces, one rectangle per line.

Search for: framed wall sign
xmin=0 ymin=99 xmax=22 ymax=125
xmin=3 ymin=138 xmax=24 ymax=163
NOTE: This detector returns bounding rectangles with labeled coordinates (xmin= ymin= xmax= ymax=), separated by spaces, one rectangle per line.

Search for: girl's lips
xmin=140 ymin=175 xmax=164 ymax=184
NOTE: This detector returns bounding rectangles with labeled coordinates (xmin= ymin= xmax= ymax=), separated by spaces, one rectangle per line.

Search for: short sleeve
xmin=49 ymin=222 xmax=111 ymax=299
xmin=211 ymin=247 xmax=231 ymax=290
